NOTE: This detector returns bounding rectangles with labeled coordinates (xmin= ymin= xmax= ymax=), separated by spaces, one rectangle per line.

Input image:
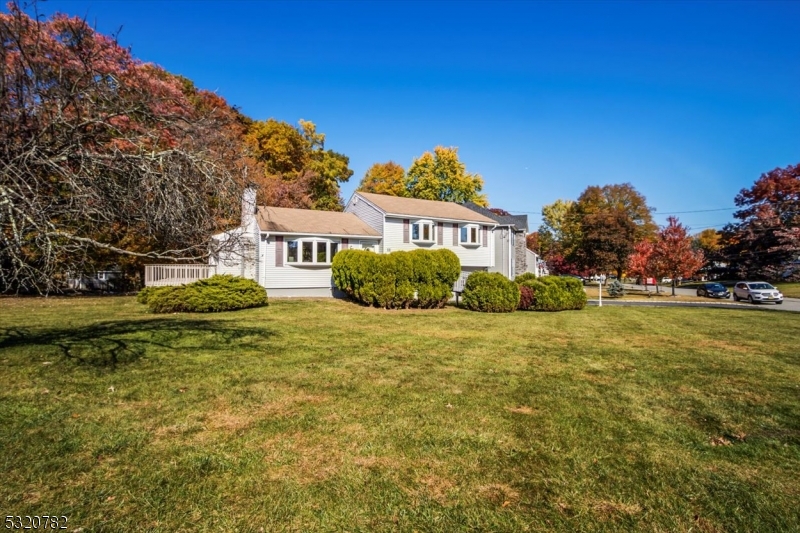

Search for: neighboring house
xmin=461 ymin=202 xmax=529 ymax=280
xmin=210 ymin=188 xmax=381 ymax=297
xmin=66 ymin=269 xmax=122 ymax=291
xmin=344 ymin=192 xmax=498 ymax=288
xmin=526 ymin=249 xmax=548 ymax=277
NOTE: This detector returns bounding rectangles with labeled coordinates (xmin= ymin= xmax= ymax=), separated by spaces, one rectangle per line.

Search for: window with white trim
xmin=411 ymin=220 xmax=435 ymax=243
xmin=360 ymin=241 xmax=377 ymax=252
xmin=286 ymin=239 xmax=339 ymax=265
xmin=460 ymin=224 xmax=480 ymax=245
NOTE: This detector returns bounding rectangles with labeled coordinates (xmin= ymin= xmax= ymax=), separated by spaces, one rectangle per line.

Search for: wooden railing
xmin=144 ymin=264 xmax=215 ymax=287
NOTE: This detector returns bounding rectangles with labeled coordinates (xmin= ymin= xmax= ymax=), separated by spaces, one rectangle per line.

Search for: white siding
xmin=258 ymin=234 xmax=381 ymax=295
xmin=260 ymin=235 xmax=336 ymax=292
xmin=381 ymin=217 xmax=493 ymax=269
xmin=344 ymin=195 xmax=384 ymax=241
xmin=489 ymin=226 xmax=514 ymax=279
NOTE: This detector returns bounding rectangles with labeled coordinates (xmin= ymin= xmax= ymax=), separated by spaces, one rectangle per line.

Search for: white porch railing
xmin=144 ymin=264 xmax=215 ymax=287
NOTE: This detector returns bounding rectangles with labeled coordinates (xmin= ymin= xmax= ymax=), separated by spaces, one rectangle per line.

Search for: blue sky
xmin=25 ymin=0 xmax=800 ymax=232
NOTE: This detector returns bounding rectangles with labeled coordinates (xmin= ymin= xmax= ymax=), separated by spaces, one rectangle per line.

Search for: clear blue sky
xmin=24 ymin=0 xmax=800 ymax=233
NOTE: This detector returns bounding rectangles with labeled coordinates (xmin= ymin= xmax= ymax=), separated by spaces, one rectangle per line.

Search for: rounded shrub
xmin=461 ymin=271 xmax=520 ymax=313
xmin=141 ymin=275 xmax=268 ymax=313
xmin=606 ymin=279 xmax=625 ymax=298
xmin=332 ymin=248 xmax=460 ymax=309
xmin=519 ymin=275 xmax=587 ymax=311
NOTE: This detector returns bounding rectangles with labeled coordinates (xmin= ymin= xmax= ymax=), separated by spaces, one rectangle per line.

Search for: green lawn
xmin=776 ymin=282 xmax=800 ymax=298
xmin=1 ymin=297 xmax=799 ymax=532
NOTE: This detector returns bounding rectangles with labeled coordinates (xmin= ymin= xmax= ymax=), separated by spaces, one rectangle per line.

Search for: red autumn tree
xmin=0 ymin=2 xmax=248 ymax=292
xmin=651 ymin=217 xmax=705 ymax=295
xmin=627 ymin=239 xmax=661 ymax=292
xmin=722 ymin=163 xmax=800 ymax=281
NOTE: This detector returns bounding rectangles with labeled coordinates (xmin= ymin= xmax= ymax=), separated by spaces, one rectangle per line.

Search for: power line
xmin=505 ymin=206 xmax=737 ymax=216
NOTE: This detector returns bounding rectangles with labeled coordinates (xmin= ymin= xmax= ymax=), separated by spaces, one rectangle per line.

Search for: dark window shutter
xmin=437 ymin=222 xmax=443 ymax=245
xmin=452 ymin=223 xmax=458 ymax=246
xmin=342 ymin=238 xmax=349 ymax=250
xmin=275 ymin=236 xmax=284 ymax=267
xmin=403 ymin=219 xmax=410 ymax=243
xmin=482 ymin=226 xmax=488 ymax=247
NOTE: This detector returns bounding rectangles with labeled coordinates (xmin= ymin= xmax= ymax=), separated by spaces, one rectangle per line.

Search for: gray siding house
xmin=461 ymin=202 xmax=530 ymax=280
xmin=149 ymin=189 xmax=540 ymax=296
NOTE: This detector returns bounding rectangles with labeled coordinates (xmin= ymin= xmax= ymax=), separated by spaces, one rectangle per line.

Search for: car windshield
xmin=706 ymin=283 xmax=725 ymax=290
xmin=747 ymin=283 xmax=774 ymax=290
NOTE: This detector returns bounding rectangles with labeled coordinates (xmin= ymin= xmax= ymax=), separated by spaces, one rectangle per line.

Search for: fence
xmin=144 ymin=264 xmax=215 ymax=287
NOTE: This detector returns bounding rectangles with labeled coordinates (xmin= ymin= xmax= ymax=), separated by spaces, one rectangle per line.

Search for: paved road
xmin=585 ymin=283 xmax=800 ymax=313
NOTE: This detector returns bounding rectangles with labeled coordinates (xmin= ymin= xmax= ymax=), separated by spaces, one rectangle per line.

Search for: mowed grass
xmin=1 ymin=297 xmax=799 ymax=532
xmin=776 ymin=282 xmax=800 ymax=298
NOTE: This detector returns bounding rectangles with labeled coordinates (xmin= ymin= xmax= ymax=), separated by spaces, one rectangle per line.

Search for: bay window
xmin=460 ymin=224 xmax=480 ymax=245
xmin=411 ymin=220 xmax=435 ymax=243
xmin=286 ymin=239 xmax=339 ymax=265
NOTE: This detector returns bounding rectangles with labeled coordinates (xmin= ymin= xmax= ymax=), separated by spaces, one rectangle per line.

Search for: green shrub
xmin=520 ymin=275 xmax=587 ymax=312
xmin=136 ymin=286 xmax=156 ymax=304
xmin=141 ymin=275 xmax=268 ymax=313
xmin=461 ymin=271 xmax=520 ymax=313
xmin=607 ymin=279 xmax=625 ymax=298
xmin=332 ymin=248 xmax=460 ymax=309
xmin=514 ymin=272 xmax=538 ymax=285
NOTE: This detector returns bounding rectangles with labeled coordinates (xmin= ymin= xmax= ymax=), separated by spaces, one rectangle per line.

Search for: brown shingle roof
xmin=355 ymin=192 xmax=496 ymax=224
xmin=256 ymin=206 xmax=381 ymax=237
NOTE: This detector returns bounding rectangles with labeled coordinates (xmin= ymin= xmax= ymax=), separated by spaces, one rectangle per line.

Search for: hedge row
xmin=515 ymin=274 xmax=587 ymax=311
xmin=137 ymin=275 xmax=268 ymax=313
xmin=331 ymin=249 xmax=460 ymax=309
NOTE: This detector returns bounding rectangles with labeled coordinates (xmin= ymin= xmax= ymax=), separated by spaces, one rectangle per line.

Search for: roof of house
xmin=256 ymin=206 xmax=381 ymax=237
xmin=462 ymin=202 xmax=528 ymax=232
xmin=354 ymin=191 xmax=496 ymax=224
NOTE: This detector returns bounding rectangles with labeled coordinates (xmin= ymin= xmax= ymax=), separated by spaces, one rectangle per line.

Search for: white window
xmin=460 ymin=224 xmax=480 ymax=245
xmin=411 ymin=220 xmax=435 ymax=243
xmin=360 ymin=240 xmax=377 ymax=252
xmin=287 ymin=239 xmax=338 ymax=265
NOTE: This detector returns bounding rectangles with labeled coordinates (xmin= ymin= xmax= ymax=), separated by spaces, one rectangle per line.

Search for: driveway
xmin=587 ymin=283 xmax=800 ymax=312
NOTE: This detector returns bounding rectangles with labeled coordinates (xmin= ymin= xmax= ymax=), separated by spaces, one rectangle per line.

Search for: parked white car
xmin=732 ymin=281 xmax=784 ymax=304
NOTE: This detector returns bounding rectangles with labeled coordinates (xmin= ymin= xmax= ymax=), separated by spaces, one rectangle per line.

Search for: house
xmin=344 ymin=191 xmax=498 ymax=288
xmin=148 ymin=189 xmax=512 ymax=296
xmin=209 ymin=188 xmax=381 ymax=297
xmin=461 ymin=202 xmax=531 ymax=280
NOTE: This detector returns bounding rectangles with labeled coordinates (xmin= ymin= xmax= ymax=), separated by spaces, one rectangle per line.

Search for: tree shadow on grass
xmin=0 ymin=318 xmax=278 ymax=368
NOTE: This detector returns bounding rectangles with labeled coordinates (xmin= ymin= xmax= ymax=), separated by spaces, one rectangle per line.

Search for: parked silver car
xmin=732 ymin=281 xmax=784 ymax=304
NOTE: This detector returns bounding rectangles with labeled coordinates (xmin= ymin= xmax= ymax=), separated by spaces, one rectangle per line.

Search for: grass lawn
xmin=776 ymin=282 xmax=800 ymax=298
xmin=1 ymin=297 xmax=799 ymax=532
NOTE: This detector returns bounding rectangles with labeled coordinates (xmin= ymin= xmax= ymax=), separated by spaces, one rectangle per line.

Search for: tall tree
xmin=537 ymin=199 xmax=578 ymax=261
xmin=0 ymin=3 xmax=245 ymax=293
xmin=244 ymin=119 xmax=353 ymax=211
xmin=722 ymin=163 xmax=800 ymax=281
xmin=693 ymin=228 xmax=725 ymax=278
xmin=573 ymin=209 xmax=637 ymax=278
xmin=406 ymin=146 xmax=487 ymax=206
xmin=573 ymin=183 xmax=657 ymax=241
xmin=628 ymin=239 xmax=661 ymax=292
xmin=357 ymin=161 xmax=407 ymax=197
xmin=652 ymin=217 xmax=705 ymax=295
xmin=568 ymin=183 xmax=656 ymax=278
xmin=526 ymin=232 xmax=540 ymax=254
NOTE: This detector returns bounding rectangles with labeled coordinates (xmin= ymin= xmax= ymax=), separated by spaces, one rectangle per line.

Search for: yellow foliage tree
xmin=405 ymin=146 xmax=487 ymax=206
xmin=357 ymin=161 xmax=408 ymax=196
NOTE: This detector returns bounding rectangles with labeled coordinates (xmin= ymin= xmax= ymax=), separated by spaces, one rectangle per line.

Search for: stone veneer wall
xmin=514 ymin=230 xmax=527 ymax=277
